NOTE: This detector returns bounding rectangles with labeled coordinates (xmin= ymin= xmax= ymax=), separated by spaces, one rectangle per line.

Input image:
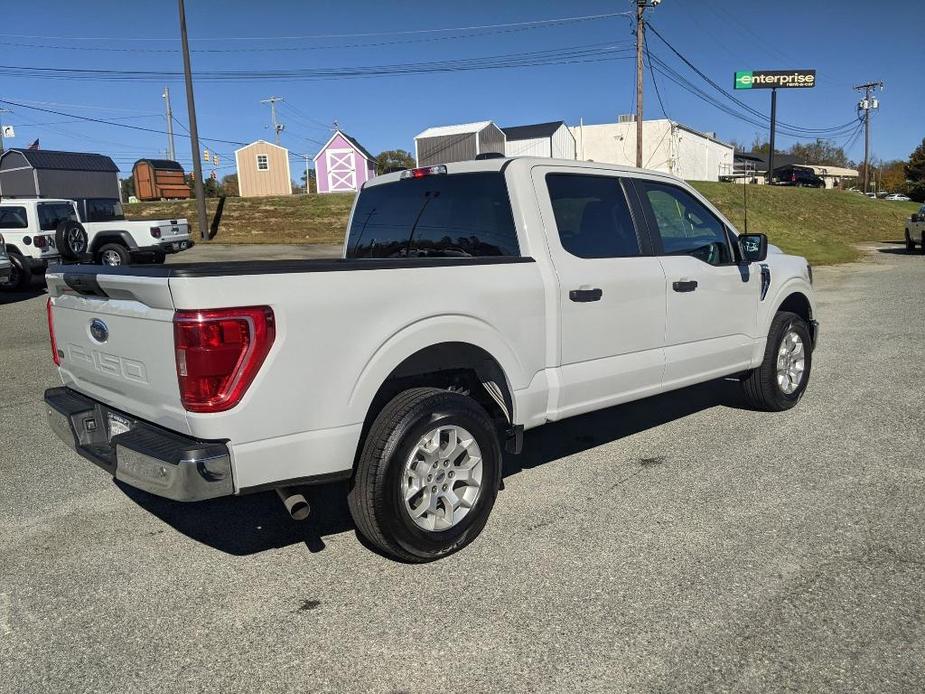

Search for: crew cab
xmin=43 ymin=158 xmax=818 ymax=562
xmin=905 ymin=204 xmax=925 ymax=253
xmin=0 ymin=199 xmax=70 ymax=291
xmin=73 ymin=197 xmax=193 ymax=266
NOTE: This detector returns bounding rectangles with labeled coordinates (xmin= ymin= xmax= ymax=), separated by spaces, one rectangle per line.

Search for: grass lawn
xmin=125 ymin=185 xmax=919 ymax=266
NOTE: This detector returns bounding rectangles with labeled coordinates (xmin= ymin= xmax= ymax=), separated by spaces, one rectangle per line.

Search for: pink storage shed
xmin=313 ymin=130 xmax=376 ymax=194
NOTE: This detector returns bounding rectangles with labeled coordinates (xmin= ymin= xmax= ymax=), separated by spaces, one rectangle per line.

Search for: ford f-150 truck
xmin=43 ymin=158 xmax=818 ymax=562
xmin=905 ymin=204 xmax=925 ymax=253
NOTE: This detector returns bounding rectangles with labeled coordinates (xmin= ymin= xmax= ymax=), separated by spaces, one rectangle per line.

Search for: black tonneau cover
xmin=52 ymin=256 xmax=534 ymax=282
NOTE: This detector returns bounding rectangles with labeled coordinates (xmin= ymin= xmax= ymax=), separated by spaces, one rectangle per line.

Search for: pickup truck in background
xmin=72 ymin=197 xmax=193 ymax=266
xmin=44 ymin=157 xmax=818 ymax=562
xmin=905 ymin=204 xmax=925 ymax=253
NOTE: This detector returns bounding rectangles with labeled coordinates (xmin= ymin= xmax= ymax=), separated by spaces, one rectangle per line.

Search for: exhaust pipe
xmin=276 ymin=486 xmax=311 ymax=521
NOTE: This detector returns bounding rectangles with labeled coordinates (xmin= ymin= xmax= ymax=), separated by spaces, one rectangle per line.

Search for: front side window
xmin=545 ymin=173 xmax=640 ymax=258
xmin=637 ymin=181 xmax=732 ymax=265
xmin=37 ymin=203 xmax=78 ymax=231
xmin=0 ymin=206 xmax=28 ymax=229
xmin=256 ymin=155 xmax=269 ymax=171
xmin=347 ymin=173 xmax=518 ymax=258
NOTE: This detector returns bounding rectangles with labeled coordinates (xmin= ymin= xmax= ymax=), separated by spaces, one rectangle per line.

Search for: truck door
xmin=630 ymin=179 xmax=758 ymax=388
xmin=531 ymin=167 xmax=667 ymax=420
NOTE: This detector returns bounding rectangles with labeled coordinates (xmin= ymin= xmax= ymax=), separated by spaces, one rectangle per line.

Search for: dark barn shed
xmin=0 ymin=149 xmax=120 ymax=200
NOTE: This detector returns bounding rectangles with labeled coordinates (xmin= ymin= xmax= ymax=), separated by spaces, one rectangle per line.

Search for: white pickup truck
xmin=0 ymin=198 xmax=192 ymax=290
xmin=44 ymin=158 xmax=818 ymax=562
xmin=905 ymin=204 xmax=925 ymax=253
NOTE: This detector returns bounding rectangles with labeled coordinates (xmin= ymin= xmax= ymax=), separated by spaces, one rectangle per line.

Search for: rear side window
xmin=347 ymin=173 xmax=519 ymax=258
xmin=0 ymin=206 xmax=28 ymax=229
xmin=545 ymin=174 xmax=640 ymax=258
xmin=37 ymin=203 xmax=78 ymax=231
xmin=84 ymin=198 xmax=125 ymax=222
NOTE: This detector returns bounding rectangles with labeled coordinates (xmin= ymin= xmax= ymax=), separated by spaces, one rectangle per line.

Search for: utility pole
xmin=260 ymin=97 xmax=285 ymax=145
xmin=178 ymin=0 xmax=208 ymax=241
xmin=304 ymin=154 xmax=310 ymax=194
xmin=162 ymin=87 xmax=176 ymax=161
xmin=854 ymin=80 xmax=883 ymax=194
xmin=767 ymin=88 xmax=777 ymax=184
xmin=634 ymin=0 xmax=661 ymax=168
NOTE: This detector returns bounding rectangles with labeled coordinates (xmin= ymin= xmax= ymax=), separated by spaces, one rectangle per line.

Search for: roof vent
xmin=618 ymin=114 xmax=636 ymax=123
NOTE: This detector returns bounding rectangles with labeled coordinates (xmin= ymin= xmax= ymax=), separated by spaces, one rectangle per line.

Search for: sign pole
xmin=768 ymin=87 xmax=777 ymax=183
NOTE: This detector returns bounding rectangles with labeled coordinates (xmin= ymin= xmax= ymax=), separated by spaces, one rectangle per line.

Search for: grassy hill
xmin=125 ymin=185 xmax=919 ymax=265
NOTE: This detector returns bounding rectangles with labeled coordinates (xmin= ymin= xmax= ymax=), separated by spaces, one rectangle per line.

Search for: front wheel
xmin=348 ymin=387 xmax=502 ymax=562
xmin=0 ymin=254 xmax=31 ymax=291
xmin=906 ymin=230 xmax=915 ymax=252
xmin=742 ymin=311 xmax=813 ymax=411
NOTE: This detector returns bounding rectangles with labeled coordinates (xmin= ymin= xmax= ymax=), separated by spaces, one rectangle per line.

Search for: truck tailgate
xmin=46 ymin=271 xmax=190 ymax=435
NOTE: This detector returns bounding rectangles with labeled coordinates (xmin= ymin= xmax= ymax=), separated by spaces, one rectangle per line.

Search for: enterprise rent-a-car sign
xmin=734 ymin=70 xmax=816 ymax=90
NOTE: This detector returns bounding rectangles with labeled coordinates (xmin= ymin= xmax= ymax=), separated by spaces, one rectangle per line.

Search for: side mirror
xmin=738 ymin=233 xmax=768 ymax=263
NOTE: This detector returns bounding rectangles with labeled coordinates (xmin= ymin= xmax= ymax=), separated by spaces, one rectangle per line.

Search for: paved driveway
xmin=1 ymin=244 xmax=923 ymax=693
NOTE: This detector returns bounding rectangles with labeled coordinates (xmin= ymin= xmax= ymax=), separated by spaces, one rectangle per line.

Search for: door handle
xmin=569 ymin=288 xmax=603 ymax=302
xmin=672 ymin=280 xmax=698 ymax=293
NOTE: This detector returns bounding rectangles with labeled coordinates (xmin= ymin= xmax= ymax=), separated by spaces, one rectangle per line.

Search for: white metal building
xmin=414 ymin=121 xmax=506 ymax=167
xmin=570 ymin=118 xmax=734 ymax=181
xmin=502 ymin=121 xmax=576 ymax=159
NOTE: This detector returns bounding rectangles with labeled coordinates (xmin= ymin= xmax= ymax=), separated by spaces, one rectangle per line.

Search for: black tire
xmin=55 ymin=220 xmax=88 ymax=260
xmin=742 ymin=311 xmax=813 ymax=412
xmin=96 ymin=243 xmax=131 ymax=266
xmin=920 ymin=232 xmax=925 ymax=255
xmin=0 ymin=253 xmax=31 ymax=291
xmin=906 ymin=230 xmax=915 ymax=252
xmin=348 ymin=387 xmax=502 ymax=563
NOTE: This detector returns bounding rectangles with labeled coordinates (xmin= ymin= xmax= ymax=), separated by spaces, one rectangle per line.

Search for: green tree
xmin=788 ymin=138 xmax=850 ymax=167
xmin=904 ymin=139 xmax=925 ymax=202
xmin=221 ymin=173 xmax=239 ymax=197
xmin=120 ymin=176 xmax=135 ymax=201
xmin=750 ymin=134 xmax=771 ymax=154
xmin=300 ymin=168 xmax=317 ymax=194
xmin=375 ymin=149 xmax=415 ymax=175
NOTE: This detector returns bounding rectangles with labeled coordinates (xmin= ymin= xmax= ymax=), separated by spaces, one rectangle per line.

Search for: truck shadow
xmin=120 ymin=378 xmax=748 ymax=557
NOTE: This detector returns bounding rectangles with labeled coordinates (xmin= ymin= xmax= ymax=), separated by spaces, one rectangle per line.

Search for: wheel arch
xmin=5 ymin=243 xmax=22 ymax=256
xmin=89 ymin=230 xmax=137 ymax=253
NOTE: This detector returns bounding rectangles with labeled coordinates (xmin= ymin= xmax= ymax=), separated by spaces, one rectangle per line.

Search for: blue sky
xmin=1 ymin=0 xmax=922 ymax=179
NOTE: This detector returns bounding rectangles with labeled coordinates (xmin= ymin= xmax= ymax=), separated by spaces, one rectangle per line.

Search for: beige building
xmin=234 ymin=140 xmax=292 ymax=197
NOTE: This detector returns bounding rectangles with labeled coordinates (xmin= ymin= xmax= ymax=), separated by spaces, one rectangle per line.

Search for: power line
xmin=0 ymin=11 xmax=632 ymax=42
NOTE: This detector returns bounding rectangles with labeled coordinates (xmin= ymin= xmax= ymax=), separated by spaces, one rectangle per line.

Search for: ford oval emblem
xmin=89 ymin=319 xmax=109 ymax=343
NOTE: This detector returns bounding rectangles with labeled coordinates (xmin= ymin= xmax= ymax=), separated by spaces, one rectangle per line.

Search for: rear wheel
xmin=921 ymin=231 xmax=925 ymax=255
xmin=742 ymin=311 xmax=813 ymax=411
xmin=97 ymin=243 xmax=130 ymax=266
xmin=348 ymin=387 xmax=502 ymax=562
xmin=0 ymin=254 xmax=31 ymax=291
xmin=906 ymin=229 xmax=915 ymax=252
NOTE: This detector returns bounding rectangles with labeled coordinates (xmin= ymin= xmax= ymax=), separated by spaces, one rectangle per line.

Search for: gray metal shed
xmin=0 ymin=149 xmax=120 ymax=199
xmin=414 ymin=121 xmax=506 ymax=167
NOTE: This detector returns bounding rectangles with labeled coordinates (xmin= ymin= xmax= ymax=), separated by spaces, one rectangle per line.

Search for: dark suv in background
xmin=773 ymin=165 xmax=825 ymax=188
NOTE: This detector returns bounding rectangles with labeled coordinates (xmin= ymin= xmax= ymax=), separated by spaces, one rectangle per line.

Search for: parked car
xmin=44 ymin=158 xmax=818 ymax=562
xmin=72 ymin=197 xmax=193 ymax=266
xmin=773 ymin=165 xmax=825 ymax=188
xmin=0 ymin=200 xmax=75 ymax=291
xmin=905 ymin=204 xmax=925 ymax=253
xmin=0 ymin=233 xmax=10 ymax=286
xmin=885 ymin=193 xmax=911 ymax=202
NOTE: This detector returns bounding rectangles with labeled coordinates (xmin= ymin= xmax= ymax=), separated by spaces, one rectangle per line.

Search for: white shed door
xmin=326 ymin=148 xmax=357 ymax=192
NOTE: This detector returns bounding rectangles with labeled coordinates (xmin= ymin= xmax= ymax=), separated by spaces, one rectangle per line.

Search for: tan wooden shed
xmin=234 ymin=140 xmax=292 ymax=198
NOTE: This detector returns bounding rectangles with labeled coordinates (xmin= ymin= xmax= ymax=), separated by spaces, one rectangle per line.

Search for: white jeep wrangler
xmin=0 ymin=199 xmax=71 ymax=291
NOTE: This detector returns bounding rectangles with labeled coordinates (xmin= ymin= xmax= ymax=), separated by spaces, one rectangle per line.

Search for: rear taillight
xmin=47 ymin=298 xmax=60 ymax=366
xmin=34 ymin=235 xmax=48 ymax=249
xmin=173 ymin=306 xmax=275 ymax=413
xmin=150 ymin=226 xmax=162 ymax=238
xmin=791 ymin=174 xmax=797 ymax=182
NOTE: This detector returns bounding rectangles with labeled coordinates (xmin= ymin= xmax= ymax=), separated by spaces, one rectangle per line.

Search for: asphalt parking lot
xmin=1 ymin=243 xmax=923 ymax=693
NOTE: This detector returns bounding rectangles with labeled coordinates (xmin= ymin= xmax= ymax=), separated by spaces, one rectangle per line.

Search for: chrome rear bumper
xmin=44 ymin=386 xmax=233 ymax=501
